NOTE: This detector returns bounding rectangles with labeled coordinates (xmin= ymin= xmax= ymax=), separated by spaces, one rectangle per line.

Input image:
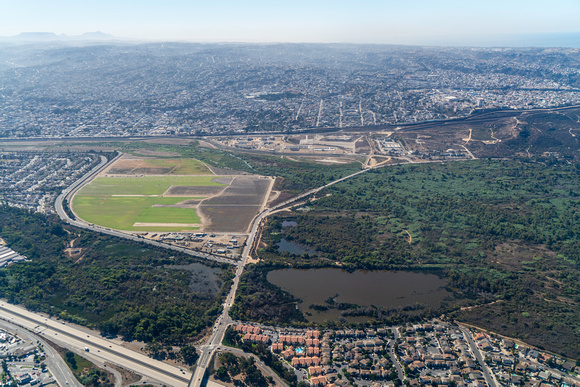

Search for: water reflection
xmin=267 ymin=268 xmax=450 ymax=322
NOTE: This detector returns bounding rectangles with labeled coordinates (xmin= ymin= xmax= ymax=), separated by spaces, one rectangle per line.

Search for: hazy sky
xmin=1 ymin=0 xmax=580 ymax=45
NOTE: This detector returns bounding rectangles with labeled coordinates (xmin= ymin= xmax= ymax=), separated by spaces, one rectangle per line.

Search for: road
xmin=0 ymin=317 xmax=82 ymax=387
xmin=189 ymin=162 xmax=393 ymax=387
xmin=52 ymin=145 xmax=436 ymax=387
xmin=0 ymin=302 xmax=191 ymax=387
xmin=54 ymin=152 xmax=237 ymax=266
xmin=221 ymin=347 xmax=288 ymax=387
xmin=389 ymin=328 xmax=405 ymax=382
xmin=460 ymin=327 xmax=498 ymax=387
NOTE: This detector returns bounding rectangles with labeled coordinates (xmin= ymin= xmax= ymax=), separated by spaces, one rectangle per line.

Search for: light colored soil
xmin=111 ymin=194 xmax=160 ymax=197
xmin=133 ymin=222 xmax=202 ymax=228
xmin=106 ymin=363 xmax=142 ymax=385
xmin=314 ymin=158 xmax=350 ymax=164
xmin=143 ymin=138 xmax=196 ymax=145
xmin=132 ymin=149 xmax=181 ymax=157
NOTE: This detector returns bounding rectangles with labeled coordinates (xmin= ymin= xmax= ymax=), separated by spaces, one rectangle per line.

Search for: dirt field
xmin=78 ymin=156 xmax=274 ymax=234
xmin=164 ymin=185 xmax=227 ymax=197
xmin=202 ymin=177 xmax=272 ymax=206
xmin=199 ymin=206 xmax=264 ymax=233
xmin=104 ymin=155 xmax=211 ymax=175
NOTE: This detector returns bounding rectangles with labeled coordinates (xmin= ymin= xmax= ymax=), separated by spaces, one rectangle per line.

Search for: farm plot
xmin=105 ymin=157 xmax=212 ymax=175
xmin=73 ymin=159 xmax=274 ymax=233
xmin=73 ymin=176 xmax=223 ymax=232
xmin=197 ymin=176 xmax=273 ymax=233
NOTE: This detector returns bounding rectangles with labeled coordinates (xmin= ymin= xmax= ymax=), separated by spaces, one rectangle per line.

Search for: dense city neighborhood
xmin=1 ymin=44 xmax=579 ymax=138
xmin=0 ymin=152 xmax=100 ymax=212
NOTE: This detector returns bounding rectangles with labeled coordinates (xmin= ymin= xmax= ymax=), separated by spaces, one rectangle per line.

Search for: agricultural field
xmin=104 ymin=156 xmax=212 ymax=175
xmin=73 ymin=156 xmax=274 ymax=233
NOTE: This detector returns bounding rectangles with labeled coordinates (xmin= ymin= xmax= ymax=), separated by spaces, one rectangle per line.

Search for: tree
xmin=180 ymin=345 xmax=199 ymax=366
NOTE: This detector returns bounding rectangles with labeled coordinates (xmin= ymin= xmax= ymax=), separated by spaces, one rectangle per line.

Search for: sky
xmin=1 ymin=0 xmax=580 ymax=46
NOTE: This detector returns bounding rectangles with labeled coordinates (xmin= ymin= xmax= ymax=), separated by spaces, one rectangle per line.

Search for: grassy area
xmin=73 ymin=196 xmax=202 ymax=231
xmin=52 ymin=140 xmax=363 ymax=193
xmin=73 ymin=175 xmax=224 ymax=231
xmin=78 ymin=175 xmax=222 ymax=196
xmin=110 ymin=157 xmax=212 ymax=175
xmin=133 ymin=157 xmax=211 ymax=174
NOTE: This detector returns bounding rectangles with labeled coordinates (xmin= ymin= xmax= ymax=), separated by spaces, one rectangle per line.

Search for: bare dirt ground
xmin=164 ymin=186 xmax=227 ymax=197
xmin=143 ymin=138 xmax=196 ymax=145
xmin=199 ymin=206 xmax=262 ymax=233
xmin=197 ymin=176 xmax=274 ymax=233
xmin=133 ymin=222 xmax=202 ymax=228
xmin=132 ymin=149 xmax=181 ymax=157
xmin=64 ymin=247 xmax=88 ymax=260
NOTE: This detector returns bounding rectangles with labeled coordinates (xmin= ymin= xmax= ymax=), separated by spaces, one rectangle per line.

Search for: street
xmin=0 ymin=302 xmax=191 ymax=387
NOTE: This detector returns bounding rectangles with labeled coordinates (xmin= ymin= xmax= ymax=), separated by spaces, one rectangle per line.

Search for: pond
xmin=267 ymin=268 xmax=451 ymax=323
xmin=276 ymin=238 xmax=319 ymax=256
xmin=166 ymin=263 xmax=222 ymax=298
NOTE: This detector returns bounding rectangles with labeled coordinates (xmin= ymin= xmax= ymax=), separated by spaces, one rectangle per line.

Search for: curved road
xmin=0 ymin=302 xmax=191 ymax=386
xmin=54 ymin=153 xmax=237 ymax=266
xmin=51 ymin=148 xmax=425 ymax=387
xmin=0 ymin=317 xmax=82 ymax=387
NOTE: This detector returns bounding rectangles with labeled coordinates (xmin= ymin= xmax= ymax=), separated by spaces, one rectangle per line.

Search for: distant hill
xmin=0 ymin=31 xmax=117 ymax=42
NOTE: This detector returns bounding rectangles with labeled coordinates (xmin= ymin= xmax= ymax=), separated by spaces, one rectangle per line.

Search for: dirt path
xmin=489 ymin=127 xmax=501 ymax=143
xmin=402 ymin=229 xmax=412 ymax=244
xmin=463 ymin=128 xmax=472 ymax=145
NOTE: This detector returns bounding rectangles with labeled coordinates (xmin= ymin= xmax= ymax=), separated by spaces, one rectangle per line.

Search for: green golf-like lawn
xmin=73 ymin=175 xmax=225 ymax=231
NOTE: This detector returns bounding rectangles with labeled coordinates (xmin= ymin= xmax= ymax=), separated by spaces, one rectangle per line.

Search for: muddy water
xmin=166 ymin=263 xmax=222 ymax=298
xmin=276 ymin=238 xmax=319 ymax=256
xmin=267 ymin=268 xmax=450 ymax=322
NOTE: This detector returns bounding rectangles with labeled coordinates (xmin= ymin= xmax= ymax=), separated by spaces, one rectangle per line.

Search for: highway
xmin=0 ymin=317 xmax=82 ymax=386
xmin=51 ymin=145 xmax=436 ymax=387
xmin=0 ymin=302 xmax=191 ymax=386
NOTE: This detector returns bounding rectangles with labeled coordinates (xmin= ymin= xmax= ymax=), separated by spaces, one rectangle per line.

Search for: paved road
xmin=54 ymin=152 xmax=237 ymax=266
xmin=0 ymin=302 xmax=191 ymax=387
xmin=460 ymin=327 xmax=498 ymax=387
xmin=189 ymin=164 xmax=388 ymax=387
xmin=389 ymin=328 xmax=405 ymax=382
xmin=0 ymin=317 xmax=82 ymax=387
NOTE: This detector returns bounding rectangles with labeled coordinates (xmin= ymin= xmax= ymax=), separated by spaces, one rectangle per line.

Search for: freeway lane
xmin=0 ymin=302 xmax=191 ymax=386
xmin=0 ymin=318 xmax=82 ymax=387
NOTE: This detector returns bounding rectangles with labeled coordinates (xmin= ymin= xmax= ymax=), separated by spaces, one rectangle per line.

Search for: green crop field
xmin=79 ymin=175 xmax=222 ymax=196
xmin=108 ymin=157 xmax=213 ymax=175
xmin=139 ymin=158 xmax=212 ymax=174
xmin=73 ymin=175 xmax=225 ymax=231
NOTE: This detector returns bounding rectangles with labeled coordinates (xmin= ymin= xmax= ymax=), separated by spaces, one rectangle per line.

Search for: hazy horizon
xmin=1 ymin=0 xmax=579 ymax=47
